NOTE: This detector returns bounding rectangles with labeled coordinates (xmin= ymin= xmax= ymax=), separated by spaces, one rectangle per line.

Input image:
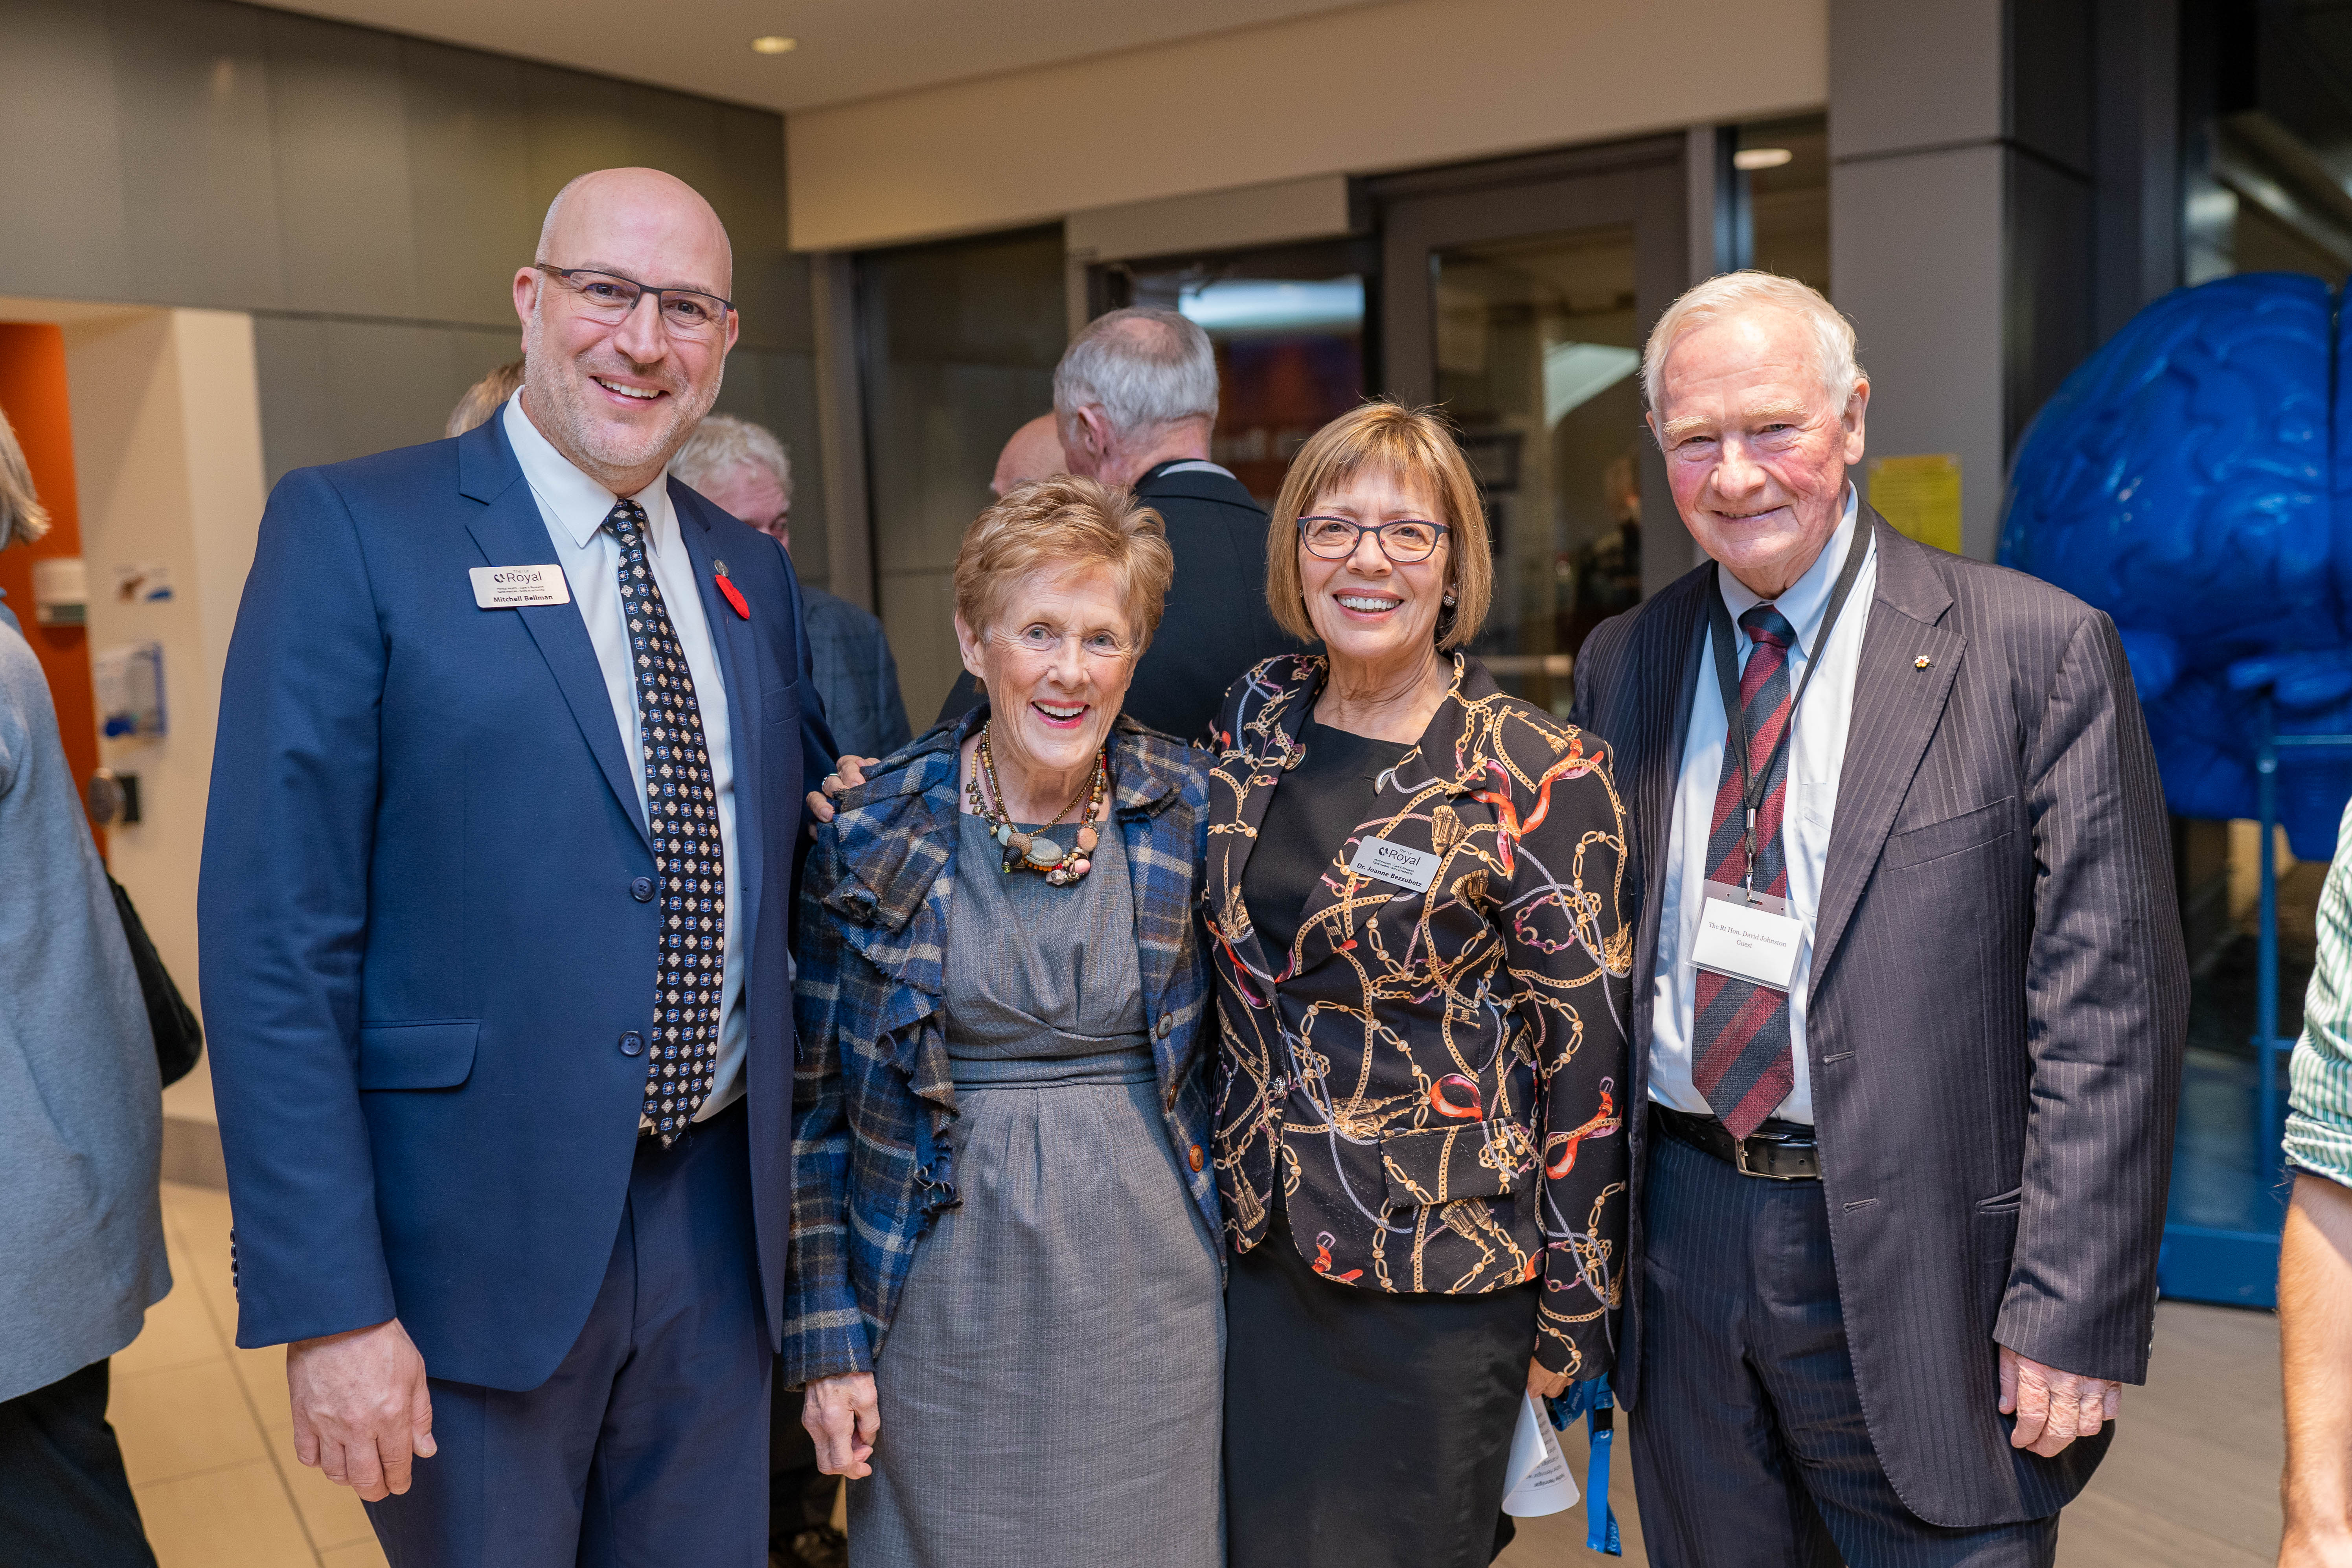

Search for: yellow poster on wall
xmin=1868 ymin=454 xmax=1962 ymax=555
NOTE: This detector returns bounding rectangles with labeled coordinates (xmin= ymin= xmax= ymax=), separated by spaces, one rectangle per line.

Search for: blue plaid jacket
xmin=783 ymin=707 xmax=1219 ymax=1387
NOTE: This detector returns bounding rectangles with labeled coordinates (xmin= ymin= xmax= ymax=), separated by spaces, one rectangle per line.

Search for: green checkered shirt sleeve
xmin=2289 ymin=797 xmax=2352 ymax=1187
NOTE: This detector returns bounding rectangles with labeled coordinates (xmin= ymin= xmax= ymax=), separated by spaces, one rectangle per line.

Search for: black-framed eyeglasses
xmin=1297 ymin=515 xmax=1450 ymax=564
xmin=534 ymin=264 xmax=734 ymax=336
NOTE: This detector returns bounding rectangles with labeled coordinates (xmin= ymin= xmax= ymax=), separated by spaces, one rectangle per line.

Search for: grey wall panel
xmin=517 ymin=63 xmax=664 ymax=219
xmin=254 ymin=314 xmax=526 ymax=484
xmin=107 ymin=0 xmax=287 ymax=310
xmin=1831 ymin=145 xmax=2008 ymax=560
xmin=867 ymin=361 xmax=1056 ymax=573
xmin=251 ymin=315 xmax=330 ymax=488
xmin=1 ymin=0 xmax=818 ymax=555
xmin=259 ymin=9 xmax=420 ymax=318
xmin=602 ymin=79 xmax=728 ymax=205
xmin=399 ymin=38 xmax=533 ymax=329
xmin=0 ymin=0 xmax=797 ymax=335
xmin=713 ymin=106 xmax=811 ymax=354
xmin=709 ymin=346 xmax=828 ymax=586
xmin=1828 ymin=0 xmax=2002 ymax=159
xmin=513 ymin=64 xmax=798 ymax=350
xmin=441 ymin=330 xmax=524 ymax=421
xmin=0 ymin=0 xmax=134 ymax=301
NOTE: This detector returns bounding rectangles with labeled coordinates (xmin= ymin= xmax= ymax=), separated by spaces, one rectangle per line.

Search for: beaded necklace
xmin=966 ymin=722 xmax=1108 ymax=887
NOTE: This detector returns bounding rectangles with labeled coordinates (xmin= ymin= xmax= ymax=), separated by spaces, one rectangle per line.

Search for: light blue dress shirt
xmin=502 ymin=394 xmax=745 ymax=1121
xmin=1649 ymin=487 xmax=1872 ymax=1127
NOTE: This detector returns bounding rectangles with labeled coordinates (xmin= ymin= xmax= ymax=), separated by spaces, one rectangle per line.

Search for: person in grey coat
xmin=0 ymin=403 xmax=170 ymax=1566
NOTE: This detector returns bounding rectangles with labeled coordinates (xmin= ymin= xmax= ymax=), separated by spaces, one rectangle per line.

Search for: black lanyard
xmin=1706 ymin=518 xmax=1870 ymax=893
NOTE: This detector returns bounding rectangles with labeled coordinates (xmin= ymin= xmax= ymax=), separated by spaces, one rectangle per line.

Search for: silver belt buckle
xmin=1734 ymin=1136 xmax=1808 ymax=1181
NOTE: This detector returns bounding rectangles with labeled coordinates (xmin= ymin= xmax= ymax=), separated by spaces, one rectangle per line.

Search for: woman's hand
xmin=802 ymin=1371 xmax=881 ymax=1477
xmin=1527 ymin=1357 xmax=1571 ymax=1402
xmin=804 ymin=755 xmax=876 ymax=834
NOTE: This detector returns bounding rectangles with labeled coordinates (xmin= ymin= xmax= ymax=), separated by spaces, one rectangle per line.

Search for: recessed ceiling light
xmin=1734 ymin=147 xmax=1793 ymax=171
xmin=750 ymin=35 xmax=797 ymax=55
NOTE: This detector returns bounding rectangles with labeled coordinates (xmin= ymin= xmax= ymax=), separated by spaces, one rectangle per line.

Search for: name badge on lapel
xmin=469 ymin=564 xmax=570 ymax=608
xmin=1349 ymin=836 xmax=1439 ymax=893
xmin=1691 ymin=879 xmax=1802 ymax=991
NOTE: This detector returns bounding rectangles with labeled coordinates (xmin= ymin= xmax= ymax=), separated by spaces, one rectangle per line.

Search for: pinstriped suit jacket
xmin=1570 ymin=511 xmax=2188 ymax=1528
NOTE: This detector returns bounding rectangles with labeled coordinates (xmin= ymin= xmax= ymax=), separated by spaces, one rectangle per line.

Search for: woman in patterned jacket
xmin=787 ymin=477 xmax=1223 ymax=1568
xmin=1209 ymin=402 xmax=1633 ymax=1568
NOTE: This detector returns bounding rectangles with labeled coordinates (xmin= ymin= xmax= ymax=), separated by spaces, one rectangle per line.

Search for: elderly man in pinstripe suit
xmin=1570 ymin=271 xmax=2187 ymax=1567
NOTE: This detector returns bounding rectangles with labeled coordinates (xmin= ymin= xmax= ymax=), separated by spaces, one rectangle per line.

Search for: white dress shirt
xmin=503 ymin=394 xmax=745 ymax=1121
xmin=1649 ymin=487 xmax=1872 ymax=1127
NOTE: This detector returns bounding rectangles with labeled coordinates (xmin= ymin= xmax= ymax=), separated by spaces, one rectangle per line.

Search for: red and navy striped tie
xmin=1692 ymin=603 xmax=1799 ymax=1138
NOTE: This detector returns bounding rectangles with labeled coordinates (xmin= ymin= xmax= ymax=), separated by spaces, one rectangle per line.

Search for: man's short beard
xmin=523 ymin=299 xmax=725 ymax=486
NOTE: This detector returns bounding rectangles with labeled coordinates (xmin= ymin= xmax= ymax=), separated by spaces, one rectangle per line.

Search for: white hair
xmin=0 ymin=404 xmax=50 ymax=552
xmin=1641 ymin=270 xmax=1863 ymax=418
xmin=672 ymin=413 xmax=791 ymax=501
xmin=1054 ymin=306 xmax=1218 ymax=437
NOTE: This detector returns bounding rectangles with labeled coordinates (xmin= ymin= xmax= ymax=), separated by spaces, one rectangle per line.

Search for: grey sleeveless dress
xmin=848 ymin=811 xmax=1225 ymax=1568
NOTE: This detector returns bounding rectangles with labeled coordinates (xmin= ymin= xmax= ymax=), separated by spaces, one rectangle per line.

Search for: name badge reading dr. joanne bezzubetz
xmin=469 ymin=564 xmax=572 ymax=608
xmin=1348 ymin=836 xmax=1440 ymax=893
xmin=1691 ymin=880 xmax=1803 ymax=992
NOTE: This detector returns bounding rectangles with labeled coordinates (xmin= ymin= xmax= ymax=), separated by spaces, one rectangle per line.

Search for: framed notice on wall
xmin=1868 ymin=454 xmax=1962 ymax=555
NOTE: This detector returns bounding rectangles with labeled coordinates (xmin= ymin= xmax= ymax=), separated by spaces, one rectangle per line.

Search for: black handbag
xmin=107 ymin=872 xmax=203 ymax=1087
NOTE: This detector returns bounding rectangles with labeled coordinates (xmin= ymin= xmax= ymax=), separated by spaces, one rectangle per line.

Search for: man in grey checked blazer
xmin=1570 ymin=272 xmax=2187 ymax=1566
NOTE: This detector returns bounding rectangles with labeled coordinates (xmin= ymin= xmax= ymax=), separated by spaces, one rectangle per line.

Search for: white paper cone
xmin=1500 ymin=1392 xmax=1580 ymax=1517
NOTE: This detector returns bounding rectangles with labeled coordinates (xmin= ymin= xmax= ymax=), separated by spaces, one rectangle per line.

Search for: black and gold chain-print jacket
xmin=1206 ymin=653 xmax=1631 ymax=1376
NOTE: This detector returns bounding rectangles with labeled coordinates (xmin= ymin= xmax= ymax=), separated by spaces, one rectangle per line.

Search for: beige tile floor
xmin=1498 ymin=1298 xmax=2285 ymax=1567
xmin=117 ymin=1182 xmax=386 ymax=1568
xmin=121 ymin=1180 xmax=2282 ymax=1568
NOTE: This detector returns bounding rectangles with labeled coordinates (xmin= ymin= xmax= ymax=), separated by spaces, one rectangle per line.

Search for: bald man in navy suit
xmin=202 ymin=168 xmax=834 ymax=1567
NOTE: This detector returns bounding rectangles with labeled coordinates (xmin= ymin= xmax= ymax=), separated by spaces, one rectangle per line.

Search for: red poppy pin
xmin=712 ymin=559 xmax=749 ymax=619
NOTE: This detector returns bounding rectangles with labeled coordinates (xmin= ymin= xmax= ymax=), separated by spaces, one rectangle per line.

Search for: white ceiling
xmin=267 ymin=0 xmax=1380 ymax=114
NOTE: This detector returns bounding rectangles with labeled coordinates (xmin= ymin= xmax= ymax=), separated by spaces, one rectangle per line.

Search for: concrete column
xmin=1828 ymin=0 xmax=2114 ymax=562
xmin=1831 ymin=0 xmax=2015 ymax=563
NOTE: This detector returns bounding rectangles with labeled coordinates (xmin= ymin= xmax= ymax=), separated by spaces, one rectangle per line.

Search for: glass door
xmin=1374 ymin=139 xmax=1689 ymax=716
xmin=1103 ymin=237 xmax=1378 ymax=506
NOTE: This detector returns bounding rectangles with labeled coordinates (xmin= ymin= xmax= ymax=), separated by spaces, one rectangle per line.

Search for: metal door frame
xmin=1367 ymin=134 xmax=1692 ymax=607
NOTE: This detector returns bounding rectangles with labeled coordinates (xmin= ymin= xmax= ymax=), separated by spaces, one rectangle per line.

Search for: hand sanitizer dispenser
xmin=94 ymin=642 xmax=165 ymax=739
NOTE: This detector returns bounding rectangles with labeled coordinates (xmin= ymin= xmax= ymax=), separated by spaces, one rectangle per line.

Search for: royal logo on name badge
xmin=469 ymin=564 xmax=571 ymax=608
xmin=1348 ymin=836 xmax=1440 ymax=893
xmin=1692 ymin=879 xmax=1803 ymax=992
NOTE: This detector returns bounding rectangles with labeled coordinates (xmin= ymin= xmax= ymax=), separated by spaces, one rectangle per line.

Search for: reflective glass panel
xmin=1431 ymin=225 xmax=1642 ymax=716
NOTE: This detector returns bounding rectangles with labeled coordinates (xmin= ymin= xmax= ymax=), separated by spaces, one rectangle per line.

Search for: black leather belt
xmin=1652 ymin=1102 xmax=1821 ymax=1181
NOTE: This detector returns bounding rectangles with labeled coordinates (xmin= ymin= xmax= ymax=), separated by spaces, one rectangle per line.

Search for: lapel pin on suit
xmin=712 ymin=558 xmax=749 ymax=620
xmin=1914 ymin=656 xmax=1932 ymax=669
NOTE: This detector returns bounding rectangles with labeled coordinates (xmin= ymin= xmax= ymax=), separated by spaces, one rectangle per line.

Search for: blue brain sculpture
xmin=2001 ymin=272 xmax=2352 ymax=858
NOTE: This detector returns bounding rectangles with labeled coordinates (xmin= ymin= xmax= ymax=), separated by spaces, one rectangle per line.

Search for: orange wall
xmin=0 ymin=320 xmax=103 ymax=850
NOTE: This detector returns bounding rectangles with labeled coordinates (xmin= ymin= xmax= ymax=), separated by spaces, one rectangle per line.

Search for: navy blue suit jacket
xmin=199 ymin=412 xmax=833 ymax=1391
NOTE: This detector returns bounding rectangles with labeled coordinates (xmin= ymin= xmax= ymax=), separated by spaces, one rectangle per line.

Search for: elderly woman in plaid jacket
xmin=785 ymin=476 xmax=1222 ymax=1568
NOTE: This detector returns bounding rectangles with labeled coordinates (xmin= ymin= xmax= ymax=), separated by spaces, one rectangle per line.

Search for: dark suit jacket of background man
xmin=934 ymin=458 xmax=1300 ymax=743
xmin=1570 ymin=511 xmax=2187 ymax=1529
xmin=199 ymin=411 xmax=834 ymax=1391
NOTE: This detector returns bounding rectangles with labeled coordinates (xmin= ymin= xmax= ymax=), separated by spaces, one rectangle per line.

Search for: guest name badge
xmin=1692 ymin=879 xmax=1802 ymax=991
xmin=1348 ymin=836 xmax=1439 ymax=892
xmin=469 ymin=564 xmax=571 ymax=608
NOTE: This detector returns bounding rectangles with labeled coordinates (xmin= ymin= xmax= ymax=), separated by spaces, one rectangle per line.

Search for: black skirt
xmin=1223 ymin=1194 xmax=1536 ymax=1568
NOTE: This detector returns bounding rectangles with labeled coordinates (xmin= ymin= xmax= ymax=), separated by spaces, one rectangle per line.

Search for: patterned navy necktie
xmin=608 ymin=497 xmax=724 ymax=1146
xmin=1691 ymin=603 xmax=1798 ymax=1139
